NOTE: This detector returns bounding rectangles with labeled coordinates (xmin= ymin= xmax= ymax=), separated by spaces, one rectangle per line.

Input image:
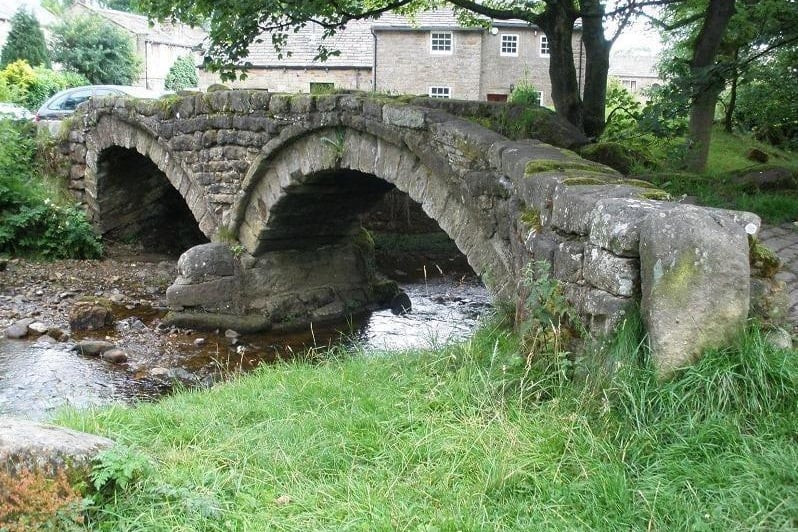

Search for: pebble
xmin=27 ymin=321 xmax=50 ymax=336
xmin=150 ymin=367 xmax=170 ymax=378
xmin=224 ymin=329 xmax=240 ymax=339
xmin=101 ymin=349 xmax=129 ymax=364
xmin=194 ymin=337 xmax=207 ymax=347
xmin=74 ymin=340 xmax=115 ymax=356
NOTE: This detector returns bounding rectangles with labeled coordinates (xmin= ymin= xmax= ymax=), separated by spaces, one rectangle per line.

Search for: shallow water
xmin=0 ymin=277 xmax=490 ymax=420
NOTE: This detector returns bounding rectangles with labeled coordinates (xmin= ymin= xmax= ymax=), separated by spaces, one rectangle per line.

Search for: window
xmin=430 ymin=32 xmax=453 ymax=54
xmin=621 ymin=79 xmax=637 ymax=92
xmin=539 ymin=35 xmax=550 ymax=57
xmin=500 ymin=34 xmax=519 ymax=56
xmin=429 ymin=86 xmax=451 ymax=99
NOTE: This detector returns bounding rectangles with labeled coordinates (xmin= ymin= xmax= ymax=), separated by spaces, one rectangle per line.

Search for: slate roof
xmin=70 ymin=1 xmax=205 ymax=47
xmin=243 ymin=19 xmax=374 ymax=68
xmin=609 ymin=47 xmax=660 ymax=78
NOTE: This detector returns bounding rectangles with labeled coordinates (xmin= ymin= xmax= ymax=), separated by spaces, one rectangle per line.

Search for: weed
xmin=0 ymin=468 xmax=86 ymax=531
xmin=320 ymin=128 xmax=346 ymax=162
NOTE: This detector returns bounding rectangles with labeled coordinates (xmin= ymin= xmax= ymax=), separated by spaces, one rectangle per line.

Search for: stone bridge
xmin=64 ymin=90 xmax=768 ymax=376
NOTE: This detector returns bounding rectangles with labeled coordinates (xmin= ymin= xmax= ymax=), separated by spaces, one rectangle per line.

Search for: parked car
xmin=0 ymin=102 xmax=34 ymax=121
xmin=35 ymin=85 xmax=162 ymax=121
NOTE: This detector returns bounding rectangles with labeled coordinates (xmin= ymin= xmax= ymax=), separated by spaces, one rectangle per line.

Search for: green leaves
xmin=0 ymin=8 xmax=50 ymax=69
xmin=50 ymin=14 xmax=141 ymax=85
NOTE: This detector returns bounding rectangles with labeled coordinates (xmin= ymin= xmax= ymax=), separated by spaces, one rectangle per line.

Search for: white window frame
xmin=430 ymin=31 xmax=453 ymax=54
xmin=500 ymin=33 xmax=519 ymax=57
xmin=429 ymin=86 xmax=452 ymax=99
xmin=539 ymin=35 xmax=550 ymax=57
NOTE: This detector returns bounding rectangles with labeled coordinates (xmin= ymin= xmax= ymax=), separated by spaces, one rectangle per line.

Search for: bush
xmin=164 ymin=55 xmax=198 ymax=91
xmin=0 ymin=61 xmax=88 ymax=111
xmin=51 ymin=14 xmax=141 ymax=85
xmin=0 ymin=120 xmax=102 ymax=259
xmin=509 ymin=78 xmax=541 ymax=106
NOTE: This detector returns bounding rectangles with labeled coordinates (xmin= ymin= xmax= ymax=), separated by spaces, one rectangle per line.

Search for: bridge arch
xmin=82 ymin=115 xmax=219 ymax=240
xmin=230 ymin=125 xmax=513 ymax=293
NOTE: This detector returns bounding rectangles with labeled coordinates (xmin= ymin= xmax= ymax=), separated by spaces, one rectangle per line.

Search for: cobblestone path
xmin=758 ymin=223 xmax=798 ymax=332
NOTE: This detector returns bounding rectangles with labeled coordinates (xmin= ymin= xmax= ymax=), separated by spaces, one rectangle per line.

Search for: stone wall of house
xmin=375 ymin=30 xmax=483 ymax=100
xmin=198 ymin=67 xmax=372 ymax=93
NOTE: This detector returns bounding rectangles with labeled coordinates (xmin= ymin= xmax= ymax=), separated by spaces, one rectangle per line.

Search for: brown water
xmin=0 ymin=277 xmax=490 ymax=421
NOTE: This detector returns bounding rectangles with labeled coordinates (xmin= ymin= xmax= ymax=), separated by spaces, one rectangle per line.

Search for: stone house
xmin=203 ymin=9 xmax=584 ymax=108
xmin=609 ymin=45 xmax=662 ymax=98
xmin=66 ymin=1 xmax=205 ymax=92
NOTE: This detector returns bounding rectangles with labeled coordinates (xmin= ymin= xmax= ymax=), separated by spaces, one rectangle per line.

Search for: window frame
xmin=430 ymin=31 xmax=453 ymax=55
xmin=539 ymin=35 xmax=550 ymax=57
xmin=500 ymin=33 xmax=519 ymax=57
xmin=428 ymin=86 xmax=452 ymax=99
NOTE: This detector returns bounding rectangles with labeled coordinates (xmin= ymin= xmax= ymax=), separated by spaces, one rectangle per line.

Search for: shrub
xmin=0 ymin=120 xmax=102 ymax=259
xmin=51 ymin=14 xmax=141 ymax=85
xmin=164 ymin=55 xmax=198 ymax=91
xmin=0 ymin=8 xmax=50 ymax=69
xmin=0 ymin=468 xmax=85 ymax=531
xmin=0 ymin=61 xmax=88 ymax=111
xmin=509 ymin=78 xmax=541 ymax=106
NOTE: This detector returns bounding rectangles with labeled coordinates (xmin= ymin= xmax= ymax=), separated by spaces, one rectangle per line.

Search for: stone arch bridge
xmin=65 ymin=90 xmax=763 ymax=376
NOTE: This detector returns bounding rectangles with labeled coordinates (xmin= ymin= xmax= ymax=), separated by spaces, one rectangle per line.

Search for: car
xmin=35 ymin=85 xmax=162 ymax=121
xmin=0 ymin=102 xmax=34 ymax=121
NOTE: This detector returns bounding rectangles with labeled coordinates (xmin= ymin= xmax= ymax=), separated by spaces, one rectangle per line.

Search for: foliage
xmin=0 ymin=8 xmax=50 ymax=69
xmin=51 ymin=14 xmax=141 ymax=85
xmin=91 ymin=446 xmax=153 ymax=495
xmin=508 ymin=77 xmax=540 ymax=107
xmin=164 ymin=55 xmax=198 ymax=91
xmin=0 ymin=468 xmax=86 ymax=531
xmin=0 ymin=60 xmax=89 ymax=111
xmin=0 ymin=120 xmax=102 ymax=259
xmin=733 ymin=47 xmax=798 ymax=150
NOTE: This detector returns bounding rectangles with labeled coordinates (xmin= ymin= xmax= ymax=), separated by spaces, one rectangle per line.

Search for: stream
xmin=0 ymin=275 xmax=490 ymax=421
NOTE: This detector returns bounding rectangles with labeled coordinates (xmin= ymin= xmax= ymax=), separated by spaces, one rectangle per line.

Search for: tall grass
xmin=53 ymin=314 xmax=798 ymax=531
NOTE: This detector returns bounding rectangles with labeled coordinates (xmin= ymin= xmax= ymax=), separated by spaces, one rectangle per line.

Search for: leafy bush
xmin=0 ymin=120 xmax=102 ymax=259
xmin=0 ymin=60 xmax=88 ymax=111
xmin=509 ymin=78 xmax=541 ymax=106
xmin=51 ymin=14 xmax=141 ymax=85
xmin=164 ymin=55 xmax=198 ymax=91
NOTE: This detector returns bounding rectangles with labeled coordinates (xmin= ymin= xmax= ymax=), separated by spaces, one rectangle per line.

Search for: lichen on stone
xmin=638 ymin=189 xmax=671 ymax=201
xmin=748 ymin=235 xmax=781 ymax=278
xmin=520 ymin=208 xmax=542 ymax=231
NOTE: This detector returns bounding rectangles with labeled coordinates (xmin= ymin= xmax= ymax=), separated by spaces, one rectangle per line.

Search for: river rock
xmin=4 ymin=318 xmax=34 ymax=339
xmin=69 ymin=300 xmax=114 ymax=331
xmin=34 ymin=335 xmax=57 ymax=345
xmin=150 ymin=367 xmax=170 ymax=378
xmin=639 ymin=205 xmax=750 ymax=377
xmin=0 ymin=417 xmax=114 ymax=477
xmin=176 ymin=243 xmax=236 ymax=283
xmin=100 ymin=349 xmax=128 ymax=364
xmin=764 ymin=328 xmax=793 ymax=350
xmin=27 ymin=321 xmax=50 ymax=337
xmin=74 ymin=340 xmax=115 ymax=356
xmin=390 ymin=292 xmax=412 ymax=315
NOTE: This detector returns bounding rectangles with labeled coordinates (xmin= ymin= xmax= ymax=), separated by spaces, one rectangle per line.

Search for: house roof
xmin=609 ymin=47 xmax=661 ymax=79
xmin=372 ymin=8 xmax=534 ymax=31
xmin=0 ymin=0 xmax=57 ymax=27
xmin=244 ymin=19 xmax=374 ymax=68
xmin=69 ymin=1 xmax=205 ymax=47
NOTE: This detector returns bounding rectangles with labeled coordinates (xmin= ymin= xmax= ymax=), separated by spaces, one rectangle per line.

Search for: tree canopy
xmin=0 ymin=8 xmax=50 ymax=69
xmin=50 ymin=14 xmax=142 ymax=85
xmin=165 ymin=55 xmax=198 ymax=91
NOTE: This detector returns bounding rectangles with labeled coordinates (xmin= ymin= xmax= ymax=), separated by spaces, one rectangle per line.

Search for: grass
xmin=642 ymin=128 xmax=798 ymax=224
xmin=54 ymin=315 xmax=798 ymax=531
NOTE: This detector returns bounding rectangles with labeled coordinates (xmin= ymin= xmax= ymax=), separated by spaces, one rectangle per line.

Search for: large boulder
xmin=0 ymin=417 xmax=114 ymax=477
xmin=639 ymin=206 xmax=752 ymax=377
xmin=166 ymin=243 xmax=239 ymax=312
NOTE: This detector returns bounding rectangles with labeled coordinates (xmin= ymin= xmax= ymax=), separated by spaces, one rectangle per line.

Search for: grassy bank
xmin=55 ymin=317 xmax=798 ymax=530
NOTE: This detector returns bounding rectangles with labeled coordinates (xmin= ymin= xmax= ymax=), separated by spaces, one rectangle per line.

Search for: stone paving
xmin=758 ymin=223 xmax=798 ymax=331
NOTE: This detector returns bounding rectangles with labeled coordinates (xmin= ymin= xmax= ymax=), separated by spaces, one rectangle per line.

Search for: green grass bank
xmin=56 ymin=317 xmax=798 ymax=530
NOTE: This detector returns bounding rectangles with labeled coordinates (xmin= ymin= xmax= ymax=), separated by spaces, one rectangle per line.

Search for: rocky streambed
xmin=0 ymin=248 xmax=490 ymax=420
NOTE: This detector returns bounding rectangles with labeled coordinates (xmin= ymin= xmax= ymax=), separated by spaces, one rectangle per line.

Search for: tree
xmin=0 ymin=8 xmax=50 ymax=69
xmin=50 ymin=14 xmax=141 ymax=85
xmin=137 ymin=0 xmax=639 ymax=138
xmin=165 ymin=55 xmax=198 ymax=91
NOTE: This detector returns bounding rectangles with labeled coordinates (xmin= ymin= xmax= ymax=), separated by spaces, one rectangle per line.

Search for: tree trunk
xmin=537 ymin=1 xmax=583 ymax=132
xmin=684 ymin=0 xmax=736 ymax=172
xmin=724 ymin=47 xmax=739 ymax=133
xmin=579 ymin=0 xmax=612 ymax=139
